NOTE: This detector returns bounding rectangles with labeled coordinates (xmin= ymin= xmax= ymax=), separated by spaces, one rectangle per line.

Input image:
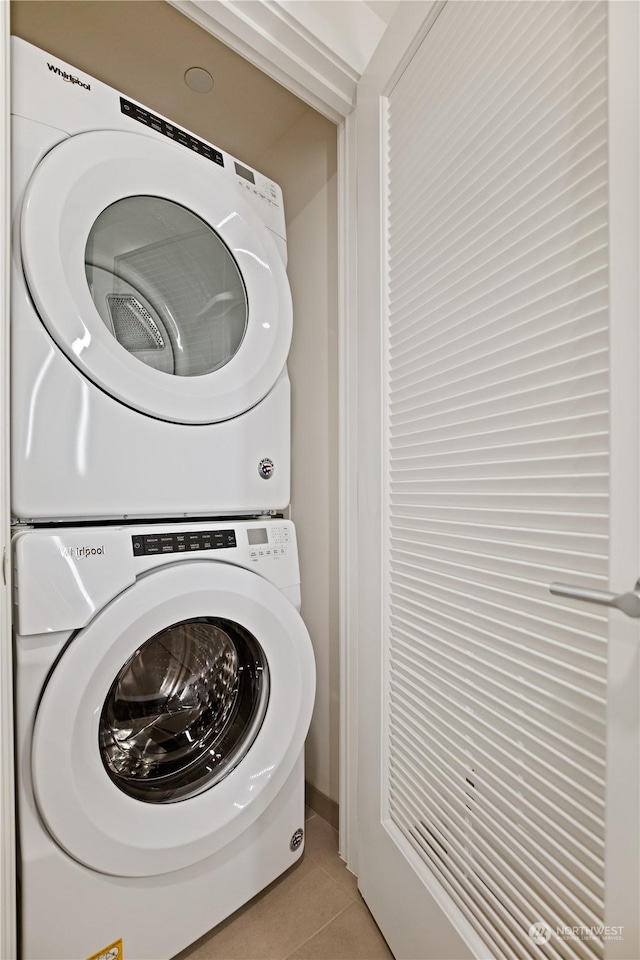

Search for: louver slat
xmin=386 ymin=2 xmax=608 ymax=956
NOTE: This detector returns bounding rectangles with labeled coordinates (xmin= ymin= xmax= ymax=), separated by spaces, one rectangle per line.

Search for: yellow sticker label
xmin=85 ymin=939 xmax=123 ymax=960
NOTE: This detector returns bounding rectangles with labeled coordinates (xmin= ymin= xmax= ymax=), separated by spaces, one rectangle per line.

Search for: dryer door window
xmin=100 ymin=617 xmax=268 ymax=803
xmin=85 ymin=197 xmax=248 ymax=378
xmin=20 ymin=130 xmax=292 ymax=424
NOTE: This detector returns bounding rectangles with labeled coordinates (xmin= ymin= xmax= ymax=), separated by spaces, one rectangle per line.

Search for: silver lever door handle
xmin=550 ymin=580 xmax=640 ymax=618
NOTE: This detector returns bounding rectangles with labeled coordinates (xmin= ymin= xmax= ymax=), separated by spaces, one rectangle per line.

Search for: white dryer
xmin=11 ymin=38 xmax=293 ymax=522
xmin=14 ymin=518 xmax=315 ymax=960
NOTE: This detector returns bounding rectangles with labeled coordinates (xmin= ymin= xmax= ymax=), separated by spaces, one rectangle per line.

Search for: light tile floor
xmin=174 ymin=810 xmax=394 ymax=960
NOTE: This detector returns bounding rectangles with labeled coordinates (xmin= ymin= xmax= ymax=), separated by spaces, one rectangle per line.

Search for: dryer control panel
xmin=120 ymin=98 xmax=224 ymax=166
xmin=10 ymin=38 xmax=287 ymax=248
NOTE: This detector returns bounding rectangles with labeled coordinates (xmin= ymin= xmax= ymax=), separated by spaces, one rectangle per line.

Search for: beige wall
xmin=260 ymin=115 xmax=340 ymax=804
xmin=11 ymin=1 xmax=340 ymax=803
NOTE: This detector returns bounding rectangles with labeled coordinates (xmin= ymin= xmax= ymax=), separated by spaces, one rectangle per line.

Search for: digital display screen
xmin=247 ymin=528 xmax=268 ymax=546
xmin=235 ymin=162 xmax=256 ymax=184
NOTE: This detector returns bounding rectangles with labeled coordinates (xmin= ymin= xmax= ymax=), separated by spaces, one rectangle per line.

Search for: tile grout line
xmin=276 ymin=853 xmax=359 ymax=960
xmin=281 ymin=899 xmax=356 ymax=960
xmin=315 ymin=859 xmax=359 ymax=903
xmin=301 ymin=845 xmax=359 ymax=904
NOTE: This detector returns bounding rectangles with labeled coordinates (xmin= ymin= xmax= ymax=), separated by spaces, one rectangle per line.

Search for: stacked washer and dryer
xmin=10 ymin=37 xmax=315 ymax=960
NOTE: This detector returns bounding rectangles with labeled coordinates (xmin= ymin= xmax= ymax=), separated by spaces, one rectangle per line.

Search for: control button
xmin=121 ymin=98 xmax=224 ymax=167
xmin=132 ymin=528 xmax=240 ymax=554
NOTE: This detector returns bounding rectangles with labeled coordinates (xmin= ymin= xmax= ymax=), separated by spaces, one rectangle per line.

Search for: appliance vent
xmin=107 ymin=295 xmax=165 ymax=351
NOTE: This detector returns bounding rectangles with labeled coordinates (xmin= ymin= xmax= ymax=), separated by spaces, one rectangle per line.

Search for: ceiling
xmin=169 ymin=0 xmax=397 ymax=119
xmin=364 ymin=1 xmax=400 ymax=25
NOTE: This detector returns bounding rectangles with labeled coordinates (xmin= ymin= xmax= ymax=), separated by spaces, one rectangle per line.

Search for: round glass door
xmin=20 ymin=130 xmax=293 ymax=424
xmin=100 ymin=617 xmax=269 ymax=803
xmin=30 ymin=558 xmax=314 ymax=877
xmin=85 ymin=197 xmax=248 ymax=378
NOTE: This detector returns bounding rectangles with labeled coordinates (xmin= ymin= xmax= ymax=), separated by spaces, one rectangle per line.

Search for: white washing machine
xmin=11 ymin=37 xmax=293 ymax=522
xmin=13 ymin=518 xmax=315 ymax=960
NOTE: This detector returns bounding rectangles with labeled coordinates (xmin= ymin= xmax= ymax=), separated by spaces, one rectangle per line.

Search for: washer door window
xmin=85 ymin=197 xmax=247 ymax=378
xmin=100 ymin=617 xmax=268 ymax=803
xmin=20 ymin=130 xmax=292 ymax=424
xmin=30 ymin=561 xmax=315 ymax=878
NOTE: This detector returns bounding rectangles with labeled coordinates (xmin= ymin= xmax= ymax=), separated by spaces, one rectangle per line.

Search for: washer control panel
xmin=13 ymin=519 xmax=300 ymax=635
xmin=247 ymin=523 xmax=291 ymax=561
xmin=132 ymin=529 xmax=236 ymax=556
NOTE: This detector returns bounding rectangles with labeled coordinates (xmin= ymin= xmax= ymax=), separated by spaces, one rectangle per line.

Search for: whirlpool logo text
xmin=60 ymin=546 xmax=105 ymax=560
xmin=47 ymin=62 xmax=91 ymax=90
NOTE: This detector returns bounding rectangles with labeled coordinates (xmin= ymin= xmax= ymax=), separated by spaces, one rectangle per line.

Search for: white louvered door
xmin=354 ymin=3 xmax=639 ymax=959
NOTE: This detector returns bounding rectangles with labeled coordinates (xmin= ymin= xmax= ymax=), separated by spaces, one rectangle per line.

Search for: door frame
xmin=604 ymin=2 xmax=640 ymax=952
xmin=0 ymin=3 xmax=16 ymax=958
